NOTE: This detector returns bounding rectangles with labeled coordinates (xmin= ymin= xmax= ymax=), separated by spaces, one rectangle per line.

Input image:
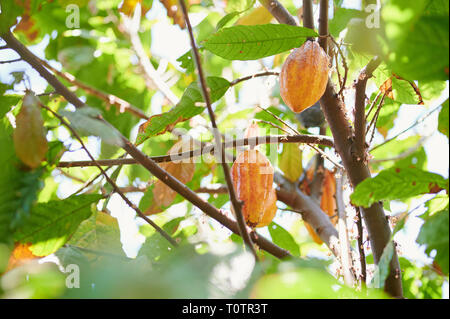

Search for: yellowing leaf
xmin=13 ymin=92 xmax=48 ymax=169
xmin=279 ymin=143 xmax=303 ymax=182
xmin=5 ymin=243 xmax=38 ymax=272
xmin=146 ymin=140 xmax=197 ymax=214
xmin=119 ymin=0 xmax=141 ymax=16
xmin=236 ymin=6 xmax=273 ymax=26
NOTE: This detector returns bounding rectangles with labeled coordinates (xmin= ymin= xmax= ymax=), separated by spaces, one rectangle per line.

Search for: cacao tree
xmin=0 ymin=0 xmax=448 ymax=300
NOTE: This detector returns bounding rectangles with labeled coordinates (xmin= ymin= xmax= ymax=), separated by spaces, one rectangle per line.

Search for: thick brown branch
xmin=318 ymin=0 xmax=329 ymax=52
xmin=275 ymin=173 xmax=341 ymax=258
xmin=302 ymin=0 xmax=314 ymax=29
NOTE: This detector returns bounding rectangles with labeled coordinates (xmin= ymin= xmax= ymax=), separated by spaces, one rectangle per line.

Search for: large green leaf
xmin=203 ymin=24 xmax=318 ymax=60
xmin=67 ymin=211 xmax=124 ymax=256
xmin=351 ymin=167 xmax=448 ymax=208
xmin=417 ymin=208 xmax=449 ymax=275
xmin=136 ymin=77 xmax=230 ymax=145
xmin=268 ymin=222 xmax=300 ymax=257
xmin=387 ymin=16 xmax=449 ymax=81
xmin=14 ymin=194 xmax=103 ymax=256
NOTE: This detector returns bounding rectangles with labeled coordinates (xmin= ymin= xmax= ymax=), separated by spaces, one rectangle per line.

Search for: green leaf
xmin=136 ymin=77 xmax=230 ymax=145
xmin=391 ymin=77 xmax=421 ymax=105
xmin=268 ymin=222 xmax=300 ymax=257
xmin=60 ymin=107 xmax=124 ymax=147
xmin=329 ymin=8 xmax=363 ymax=37
xmin=438 ymin=99 xmax=449 ymax=138
xmin=0 ymin=119 xmax=43 ymax=243
xmin=387 ymin=16 xmax=449 ymax=81
xmin=417 ymin=208 xmax=449 ymax=275
xmin=14 ymin=194 xmax=103 ymax=256
xmin=216 ymin=11 xmax=241 ymax=30
xmin=279 ymin=143 xmax=303 ymax=182
xmin=203 ymin=24 xmax=318 ymax=60
xmin=350 ymin=167 xmax=447 ymax=208
xmin=68 ymin=211 xmax=124 ymax=256
xmin=0 ymin=0 xmax=24 ymax=33
xmin=176 ymin=50 xmax=195 ymax=74
xmin=370 ymin=241 xmax=395 ymax=289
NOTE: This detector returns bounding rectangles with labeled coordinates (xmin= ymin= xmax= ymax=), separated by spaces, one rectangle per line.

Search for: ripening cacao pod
xmin=231 ymin=149 xmax=274 ymax=227
xmin=256 ymin=188 xmax=277 ymax=228
xmin=301 ymin=167 xmax=338 ymax=245
xmin=279 ymin=41 xmax=329 ymax=113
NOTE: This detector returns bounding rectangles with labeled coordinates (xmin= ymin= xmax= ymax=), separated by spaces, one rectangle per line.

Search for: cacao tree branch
xmin=318 ymin=0 xmax=329 ymax=53
xmin=275 ymin=173 xmax=341 ymax=258
xmin=258 ymin=0 xmax=297 ymax=26
xmin=57 ymin=134 xmax=334 ymax=168
xmin=316 ymin=1 xmax=402 ymax=298
xmin=229 ymin=71 xmax=279 ymax=87
xmin=354 ymin=56 xmax=381 ymax=162
xmin=1 ymin=29 xmax=291 ymax=260
xmin=302 ymin=0 xmax=314 ymax=29
xmin=356 ymin=207 xmax=367 ymax=284
xmin=178 ymin=0 xmax=258 ymax=260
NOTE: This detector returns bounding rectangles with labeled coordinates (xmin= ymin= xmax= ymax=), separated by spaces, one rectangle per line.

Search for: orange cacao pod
xmin=279 ymin=41 xmax=329 ymax=113
xmin=231 ymin=149 xmax=274 ymax=227
xmin=301 ymin=168 xmax=337 ymax=245
xmin=256 ymin=188 xmax=278 ymax=228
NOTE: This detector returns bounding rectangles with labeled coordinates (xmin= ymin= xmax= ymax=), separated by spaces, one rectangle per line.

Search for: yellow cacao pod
xmin=279 ymin=41 xmax=329 ymax=113
xmin=231 ymin=149 xmax=274 ymax=227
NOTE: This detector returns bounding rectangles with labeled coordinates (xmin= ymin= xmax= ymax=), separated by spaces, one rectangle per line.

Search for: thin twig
xmin=0 ymin=58 xmax=21 ymax=64
xmin=57 ymin=134 xmax=334 ymax=168
xmin=229 ymin=71 xmax=279 ymax=87
xmin=371 ymin=136 xmax=428 ymax=163
xmin=370 ymin=104 xmax=443 ymax=152
xmin=179 ymin=0 xmax=258 ymax=260
xmin=356 ymin=207 xmax=367 ymax=284
xmin=365 ymin=91 xmax=382 ymax=121
xmin=329 ymin=36 xmax=348 ymax=97
xmin=257 ymin=106 xmax=344 ymax=170
xmin=40 ymin=103 xmax=178 ymax=247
